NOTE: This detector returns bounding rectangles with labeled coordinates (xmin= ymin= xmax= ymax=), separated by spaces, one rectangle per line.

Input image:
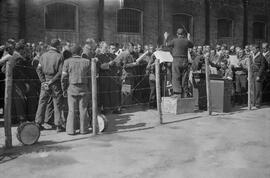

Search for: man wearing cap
xmin=164 ymin=28 xmax=194 ymax=97
xmin=35 ymin=39 xmax=65 ymax=132
xmin=61 ymin=44 xmax=91 ymax=135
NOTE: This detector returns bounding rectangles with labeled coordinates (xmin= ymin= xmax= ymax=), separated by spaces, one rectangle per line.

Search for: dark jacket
xmin=61 ymin=55 xmax=91 ymax=95
xmin=167 ymin=37 xmax=194 ymax=57
xmin=36 ymin=47 xmax=63 ymax=83
xmin=263 ymin=51 xmax=270 ymax=71
xmin=251 ymin=52 xmax=266 ymax=78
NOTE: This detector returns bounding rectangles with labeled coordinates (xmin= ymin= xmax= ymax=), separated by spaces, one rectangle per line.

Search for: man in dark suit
xmin=251 ymin=44 xmax=267 ymax=108
xmin=262 ymin=42 xmax=270 ymax=103
xmin=164 ymin=28 xmax=194 ymax=97
xmin=35 ymin=39 xmax=65 ymax=132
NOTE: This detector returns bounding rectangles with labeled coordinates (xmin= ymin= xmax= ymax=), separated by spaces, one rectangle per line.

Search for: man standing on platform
xmin=61 ymin=44 xmax=91 ymax=135
xmin=35 ymin=39 xmax=65 ymax=132
xmin=164 ymin=28 xmax=194 ymax=97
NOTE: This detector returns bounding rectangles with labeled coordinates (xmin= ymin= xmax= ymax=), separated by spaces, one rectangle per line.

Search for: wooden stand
xmin=162 ymin=96 xmax=195 ymax=115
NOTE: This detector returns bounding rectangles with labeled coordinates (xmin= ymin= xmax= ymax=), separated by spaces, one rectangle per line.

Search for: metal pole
xmin=205 ymin=56 xmax=212 ymax=115
xmin=4 ymin=61 xmax=13 ymax=148
xmin=91 ymin=58 xmax=98 ymax=135
xmin=155 ymin=59 xmax=163 ymax=124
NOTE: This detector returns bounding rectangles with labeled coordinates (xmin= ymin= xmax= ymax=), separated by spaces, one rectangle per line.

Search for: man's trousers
xmin=252 ymin=72 xmax=263 ymax=107
xmin=66 ymin=93 xmax=90 ymax=134
xmin=35 ymin=82 xmax=63 ymax=126
xmin=172 ymin=57 xmax=189 ymax=95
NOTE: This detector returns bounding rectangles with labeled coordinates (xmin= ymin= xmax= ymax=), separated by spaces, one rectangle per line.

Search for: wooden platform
xmin=162 ymin=96 xmax=195 ymax=115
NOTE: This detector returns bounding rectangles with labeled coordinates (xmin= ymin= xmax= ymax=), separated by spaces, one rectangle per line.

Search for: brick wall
xmin=0 ymin=0 xmax=20 ymax=42
xmin=0 ymin=0 xmax=269 ymax=46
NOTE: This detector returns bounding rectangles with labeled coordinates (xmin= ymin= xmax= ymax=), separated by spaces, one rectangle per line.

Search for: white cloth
xmin=153 ymin=51 xmax=173 ymax=63
xmin=228 ymin=55 xmax=239 ymax=67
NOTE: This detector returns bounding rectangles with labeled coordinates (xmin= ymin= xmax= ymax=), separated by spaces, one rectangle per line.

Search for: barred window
xmin=253 ymin=22 xmax=266 ymax=39
xmin=45 ymin=3 xmax=76 ymax=30
xmin=173 ymin=14 xmax=192 ymax=35
xmin=117 ymin=8 xmax=142 ymax=33
xmin=217 ymin=19 xmax=233 ymax=38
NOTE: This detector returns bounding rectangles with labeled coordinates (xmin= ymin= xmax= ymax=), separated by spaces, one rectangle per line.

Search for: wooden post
xmin=247 ymin=56 xmax=252 ymax=110
xmin=4 ymin=61 xmax=13 ymax=148
xmin=91 ymin=58 xmax=98 ymax=135
xmin=155 ymin=59 xmax=163 ymax=124
xmin=204 ymin=56 xmax=212 ymax=115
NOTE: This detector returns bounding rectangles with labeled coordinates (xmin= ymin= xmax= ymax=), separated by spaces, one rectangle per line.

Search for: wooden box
xmin=210 ymin=79 xmax=232 ymax=113
xmin=162 ymin=97 xmax=195 ymax=115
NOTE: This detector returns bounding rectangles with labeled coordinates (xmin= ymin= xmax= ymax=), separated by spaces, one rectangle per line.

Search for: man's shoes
xmin=42 ymin=123 xmax=53 ymax=130
xmin=67 ymin=133 xmax=76 ymax=136
xmin=112 ymin=108 xmax=121 ymax=114
xmin=255 ymin=105 xmax=261 ymax=109
xmin=56 ymin=126 xmax=65 ymax=133
xmin=80 ymin=130 xmax=91 ymax=135
xmin=36 ymin=123 xmax=44 ymax=131
xmin=171 ymin=94 xmax=180 ymax=98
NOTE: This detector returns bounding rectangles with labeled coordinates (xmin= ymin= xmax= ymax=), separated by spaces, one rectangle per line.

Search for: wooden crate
xmin=162 ymin=97 xmax=195 ymax=115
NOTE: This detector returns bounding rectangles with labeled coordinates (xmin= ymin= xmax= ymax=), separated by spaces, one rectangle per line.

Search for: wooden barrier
xmin=155 ymin=59 xmax=163 ymax=124
xmin=91 ymin=58 xmax=98 ymax=135
xmin=4 ymin=61 xmax=13 ymax=148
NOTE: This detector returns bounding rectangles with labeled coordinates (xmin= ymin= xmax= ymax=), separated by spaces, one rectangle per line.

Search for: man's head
xmin=176 ymin=28 xmax=185 ymax=38
xmin=148 ymin=44 xmax=154 ymax=53
xmin=230 ymin=46 xmax=235 ymax=52
xmin=85 ymin=38 xmax=97 ymax=51
xmin=50 ymin=39 xmax=61 ymax=50
xmin=216 ymin=44 xmax=221 ymax=51
xmin=99 ymin=41 xmax=108 ymax=54
xmin=238 ymin=49 xmax=244 ymax=58
xmin=137 ymin=44 xmax=142 ymax=52
xmin=251 ymin=44 xmax=260 ymax=54
xmin=210 ymin=49 xmax=216 ymax=56
xmin=197 ymin=46 xmax=203 ymax=55
xmin=144 ymin=45 xmax=149 ymax=52
xmin=109 ymin=43 xmax=116 ymax=54
xmin=133 ymin=45 xmax=138 ymax=53
xmin=70 ymin=44 xmax=82 ymax=56
xmin=220 ymin=60 xmax=228 ymax=70
xmin=262 ymin=42 xmax=269 ymax=53
xmin=15 ymin=41 xmax=25 ymax=54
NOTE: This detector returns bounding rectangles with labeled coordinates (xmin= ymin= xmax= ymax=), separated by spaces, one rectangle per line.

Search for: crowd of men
xmin=0 ymin=28 xmax=269 ymax=135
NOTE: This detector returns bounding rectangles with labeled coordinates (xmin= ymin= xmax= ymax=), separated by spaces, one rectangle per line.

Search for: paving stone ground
xmin=0 ymin=106 xmax=270 ymax=178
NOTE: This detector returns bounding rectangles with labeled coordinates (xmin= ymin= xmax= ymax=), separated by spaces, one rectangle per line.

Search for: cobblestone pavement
xmin=0 ymin=106 xmax=270 ymax=178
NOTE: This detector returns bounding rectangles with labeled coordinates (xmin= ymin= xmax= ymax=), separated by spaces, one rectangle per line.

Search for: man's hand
xmin=187 ymin=33 xmax=191 ymax=40
xmin=164 ymin=32 xmax=169 ymax=40
xmin=63 ymin=91 xmax=67 ymax=98
xmin=109 ymin=61 xmax=115 ymax=66
xmin=47 ymin=80 xmax=53 ymax=86
xmin=256 ymin=76 xmax=260 ymax=81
